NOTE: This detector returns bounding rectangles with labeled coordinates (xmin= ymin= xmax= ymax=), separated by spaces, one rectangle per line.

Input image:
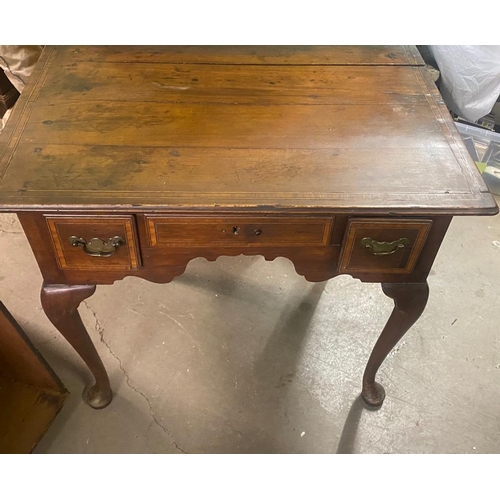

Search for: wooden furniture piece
xmin=0 ymin=302 xmax=68 ymax=453
xmin=0 ymin=46 xmax=497 ymax=410
xmin=0 ymin=69 xmax=19 ymax=119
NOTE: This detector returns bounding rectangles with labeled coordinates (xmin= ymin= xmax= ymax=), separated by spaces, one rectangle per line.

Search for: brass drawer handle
xmin=361 ymin=236 xmax=409 ymax=256
xmin=69 ymin=236 xmax=126 ymax=257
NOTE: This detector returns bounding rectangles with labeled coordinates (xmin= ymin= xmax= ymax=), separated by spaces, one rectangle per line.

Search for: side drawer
xmin=339 ymin=218 xmax=432 ymax=274
xmin=45 ymin=215 xmax=141 ymax=271
xmin=144 ymin=216 xmax=334 ymax=247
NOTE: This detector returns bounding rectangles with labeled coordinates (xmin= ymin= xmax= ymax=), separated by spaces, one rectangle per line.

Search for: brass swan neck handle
xmin=361 ymin=236 xmax=409 ymax=256
xmin=69 ymin=236 xmax=125 ymax=257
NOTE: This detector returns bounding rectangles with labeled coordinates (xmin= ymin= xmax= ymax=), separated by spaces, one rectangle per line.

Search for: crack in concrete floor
xmin=83 ymin=300 xmax=189 ymax=454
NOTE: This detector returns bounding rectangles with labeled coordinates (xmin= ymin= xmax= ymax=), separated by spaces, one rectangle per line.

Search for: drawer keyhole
xmin=232 ymin=226 xmax=240 ymax=235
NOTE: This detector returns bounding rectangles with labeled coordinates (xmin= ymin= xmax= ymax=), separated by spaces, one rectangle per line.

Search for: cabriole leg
xmin=40 ymin=283 xmax=112 ymax=409
xmin=362 ymin=282 xmax=429 ymax=408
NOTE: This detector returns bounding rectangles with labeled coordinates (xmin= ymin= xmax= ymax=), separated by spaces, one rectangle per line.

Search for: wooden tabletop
xmin=0 ymin=46 xmax=496 ymax=215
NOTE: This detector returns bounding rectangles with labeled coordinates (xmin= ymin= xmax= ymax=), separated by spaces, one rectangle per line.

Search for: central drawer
xmin=144 ymin=216 xmax=334 ymax=247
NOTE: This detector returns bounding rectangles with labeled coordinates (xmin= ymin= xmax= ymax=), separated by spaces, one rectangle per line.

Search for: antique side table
xmin=0 ymin=46 xmax=497 ymax=409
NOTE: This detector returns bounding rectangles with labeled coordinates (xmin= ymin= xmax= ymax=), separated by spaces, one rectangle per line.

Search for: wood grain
xmin=17 ymin=211 xmax=450 ymax=286
xmin=338 ymin=218 xmax=432 ymax=274
xmin=1 ymin=143 xmax=492 ymax=212
xmin=22 ymin=101 xmax=449 ymax=149
xmin=0 ymin=302 xmax=68 ymax=453
xmin=145 ymin=215 xmax=334 ymax=247
xmin=45 ymin=215 xmax=141 ymax=270
xmin=0 ymin=45 xmax=495 ymax=214
xmin=0 ymin=380 xmax=67 ymax=453
xmin=0 ymin=302 xmax=65 ymax=392
xmin=59 ymin=45 xmax=424 ymax=66
xmin=37 ymin=63 xmax=429 ymax=106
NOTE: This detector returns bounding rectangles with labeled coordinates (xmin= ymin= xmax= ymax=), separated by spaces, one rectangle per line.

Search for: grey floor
xmin=1 ymin=207 xmax=500 ymax=454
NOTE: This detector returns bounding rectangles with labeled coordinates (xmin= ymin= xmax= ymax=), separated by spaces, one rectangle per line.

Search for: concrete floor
xmin=1 ymin=208 xmax=500 ymax=454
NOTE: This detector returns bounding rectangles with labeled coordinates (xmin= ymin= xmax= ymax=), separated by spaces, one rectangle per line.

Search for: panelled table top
xmin=0 ymin=45 xmax=496 ymax=214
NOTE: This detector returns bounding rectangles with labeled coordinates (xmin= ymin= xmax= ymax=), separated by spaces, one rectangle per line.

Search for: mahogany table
xmin=0 ymin=46 xmax=497 ymax=410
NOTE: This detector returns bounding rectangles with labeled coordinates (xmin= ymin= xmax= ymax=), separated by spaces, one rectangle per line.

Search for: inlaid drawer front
xmin=144 ymin=216 xmax=334 ymax=247
xmin=339 ymin=218 xmax=432 ymax=274
xmin=45 ymin=215 xmax=141 ymax=270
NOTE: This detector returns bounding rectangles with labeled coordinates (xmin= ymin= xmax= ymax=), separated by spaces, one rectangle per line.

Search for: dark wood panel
xmin=0 ymin=380 xmax=67 ymax=453
xmin=339 ymin=218 xmax=432 ymax=274
xmin=17 ymin=211 xmax=454 ymax=288
xmin=1 ymin=143 xmax=487 ymax=212
xmin=17 ymin=211 xmax=451 ymax=286
xmin=0 ymin=46 xmax=496 ymax=214
xmin=0 ymin=302 xmax=64 ymax=392
xmin=145 ymin=216 xmax=334 ymax=247
xmin=1 ymin=144 xmax=472 ymax=193
xmin=0 ymin=302 xmax=68 ymax=453
xmin=45 ymin=215 xmax=141 ymax=270
xmin=37 ymin=63 xmax=428 ymax=106
xmin=22 ymin=101 xmax=447 ymax=149
xmin=58 ymin=45 xmax=423 ymax=66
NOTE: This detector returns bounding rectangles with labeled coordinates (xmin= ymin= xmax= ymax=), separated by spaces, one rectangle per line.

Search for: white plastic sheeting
xmin=430 ymin=45 xmax=500 ymax=122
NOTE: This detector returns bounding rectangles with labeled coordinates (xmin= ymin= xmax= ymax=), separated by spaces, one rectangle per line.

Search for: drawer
xmin=339 ymin=218 xmax=432 ymax=274
xmin=144 ymin=216 xmax=334 ymax=247
xmin=46 ymin=215 xmax=141 ymax=271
